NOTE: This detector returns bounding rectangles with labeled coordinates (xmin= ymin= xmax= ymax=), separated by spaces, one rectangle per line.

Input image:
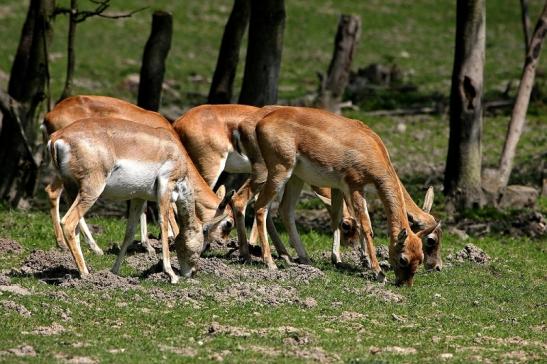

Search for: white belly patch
xmin=102 ymin=159 xmax=172 ymax=201
xmin=294 ymin=156 xmax=347 ymax=191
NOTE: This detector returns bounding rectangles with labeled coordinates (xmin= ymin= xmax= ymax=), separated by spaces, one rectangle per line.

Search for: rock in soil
xmin=0 ymin=238 xmax=22 ymax=254
xmin=60 ymin=270 xmax=139 ymax=290
xmin=447 ymin=244 xmax=490 ymax=265
xmin=17 ymin=249 xmax=78 ymax=280
xmin=0 ymin=273 xmax=10 ymax=285
xmin=498 ymin=185 xmax=538 ymax=209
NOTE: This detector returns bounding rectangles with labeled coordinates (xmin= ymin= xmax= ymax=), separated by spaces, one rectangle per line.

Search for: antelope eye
xmin=224 ymin=220 xmax=233 ymax=230
xmin=399 ymin=256 xmax=409 ymax=267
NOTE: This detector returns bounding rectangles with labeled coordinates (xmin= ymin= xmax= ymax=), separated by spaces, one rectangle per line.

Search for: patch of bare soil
xmin=0 ymin=284 xmax=31 ymax=295
xmin=213 ymin=282 xmax=305 ymax=306
xmin=0 ymin=238 xmax=22 ymax=254
xmin=55 ymin=353 xmax=97 ymax=364
xmin=60 ymin=270 xmax=139 ymax=291
xmin=158 ymin=344 xmax=197 ymax=357
xmin=287 ymin=346 xmax=336 ymax=363
xmin=370 ymin=346 xmax=418 ymax=355
xmin=30 ymin=322 xmax=66 ymax=336
xmin=1 ymin=300 xmax=31 ymax=317
xmin=17 ymin=249 xmax=78 ymax=280
xmin=447 ymin=244 xmax=491 ymax=265
xmin=0 ymin=345 xmax=36 ymax=357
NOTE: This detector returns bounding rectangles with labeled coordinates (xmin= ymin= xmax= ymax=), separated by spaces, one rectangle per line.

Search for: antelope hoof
xmin=331 ymin=253 xmax=342 ymax=266
xmin=296 ymin=256 xmax=312 ymax=265
xmin=280 ymin=254 xmax=293 ymax=265
xmin=375 ymin=270 xmax=386 ymax=284
xmin=169 ymin=274 xmax=180 ymax=284
xmin=91 ymin=247 xmax=104 ymax=256
xmin=265 ymin=260 xmax=278 ymax=270
xmin=57 ymin=241 xmax=69 ymax=251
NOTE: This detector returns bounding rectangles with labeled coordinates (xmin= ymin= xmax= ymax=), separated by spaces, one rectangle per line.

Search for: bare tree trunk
xmin=444 ymin=0 xmax=485 ymax=210
xmin=317 ymin=14 xmax=361 ymax=114
xmin=239 ymin=0 xmax=285 ymax=106
xmin=59 ymin=0 xmax=78 ymax=102
xmin=208 ymin=0 xmax=250 ymax=104
xmin=0 ymin=0 xmax=55 ymax=207
xmin=520 ymin=0 xmax=532 ymax=57
xmin=497 ymin=3 xmax=547 ymax=190
xmin=137 ymin=11 xmax=172 ymax=112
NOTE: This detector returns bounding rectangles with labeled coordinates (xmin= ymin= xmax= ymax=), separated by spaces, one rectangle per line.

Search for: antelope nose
xmin=434 ymin=264 xmax=442 ymax=272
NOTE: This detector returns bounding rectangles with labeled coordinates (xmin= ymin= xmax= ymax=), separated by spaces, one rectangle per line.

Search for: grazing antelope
xmin=251 ymin=107 xmax=440 ymax=286
xmin=43 ymin=95 xmax=234 ymax=255
xmin=174 ymin=105 xmax=442 ymax=272
xmin=48 ymin=117 xmax=216 ymax=283
xmin=173 ymin=105 xmax=359 ymax=264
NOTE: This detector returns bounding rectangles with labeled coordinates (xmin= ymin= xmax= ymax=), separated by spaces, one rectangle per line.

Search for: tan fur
xmin=173 ymin=105 xmax=359 ymax=265
xmin=49 ymin=118 xmax=204 ymax=282
xmin=251 ymin=107 xmax=437 ymax=286
xmin=44 ymin=96 xmax=233 ymax=251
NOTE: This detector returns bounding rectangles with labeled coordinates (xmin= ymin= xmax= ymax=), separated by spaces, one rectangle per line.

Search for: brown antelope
xmin=173 ymin=105 xmax=359 ymax=264
xmin=173 ymin=104 xmax=442 ymax=272
xmin=48 ymin=117 xmax=218 ymax=283
xmin=43 ymin=95 xmax=234 ymax=255
xmin=251 ymin=107 xmax=440 ymax=286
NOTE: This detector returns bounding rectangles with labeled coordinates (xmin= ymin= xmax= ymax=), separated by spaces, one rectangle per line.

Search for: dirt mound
xmin=447 ymin=244 xmax=490 ymax=265
xmin=214 ymin=282 xmax=304 ymax=306
xmin=18 ymin=249 xmax=78 ymax=280
xmin=238 ymin=264 xmax=324 ymax=284
xmin=126 ymin=252 xmax=159 ymax=272
xmin=1 ymin=345 xmax=36 ymax=357
xmin=0 ymin=238 xmax=22 ymax=254
xmin=60 ymin=270 xmax=139 ymax=290
xmin=1 ymin=300 xmax=32 ymax=317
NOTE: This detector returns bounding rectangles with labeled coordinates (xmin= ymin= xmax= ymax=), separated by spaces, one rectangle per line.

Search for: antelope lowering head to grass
xmin=43 ymin=95 xmax=234 ymax=256
xmin=251 ymin=107 xmax=439 ymax=286
xmin=173 ymin=104 xmax=360 ymax=263
xmin=48 ymin=117 xmax=222 ymax=282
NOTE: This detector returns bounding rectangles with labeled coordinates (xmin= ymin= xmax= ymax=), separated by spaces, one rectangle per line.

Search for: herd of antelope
xmin=44 ymin=95 xmax=442 ymax=287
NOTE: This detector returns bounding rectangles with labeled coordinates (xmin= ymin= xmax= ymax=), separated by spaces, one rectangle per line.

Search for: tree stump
xmin=317 ymin=14 xmax=361 ymax=114
xmin=137 ymin=11 xmax=172 ymax=112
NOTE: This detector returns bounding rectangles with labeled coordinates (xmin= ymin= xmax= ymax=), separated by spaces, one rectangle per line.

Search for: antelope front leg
xmin=112 ymin=199 xmax=146 ymax=275
xmin=158 ymin=193 xmax=179 ymax=284
xmin=78 ymin=218 xmax=103 ymax=255
xmin=351 ymin=191 xmax=384 ymax=282
xmin=329 ymin=189 xmax=345 ymax=265
xmin=279 ymin=176 xmax=310 ymax=264
xmin=231 ymin=178 xmax=254 ymax=262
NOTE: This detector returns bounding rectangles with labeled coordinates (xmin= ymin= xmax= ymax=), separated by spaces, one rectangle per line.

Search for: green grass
xmin=0 ymin=206 xmax=546 ymax=363
xmin=0 ymin=1 xmax=546 ymax=362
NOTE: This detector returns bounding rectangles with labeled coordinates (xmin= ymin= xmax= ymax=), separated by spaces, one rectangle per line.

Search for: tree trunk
xmin=59 ymin=0 xmax=78 ymax=102
xmin=137 ymin=11 xmax=172 ymax=112
xmin=238 ymin=0 xmax=285 ymax=106
xmin=497 ymin=3 xmax=547 ymax=190
xmin=0 ymin=0 xmax=55 ymax=208
xmin=317 ymin=14 xmax=361 ymax=113
xmin=208 ymin=0 xmax=250 ymax=104
xmin=520 ymin=0 xmax=532 ymax=57
xmin=444 ymin=0 xmax=485 ymax=210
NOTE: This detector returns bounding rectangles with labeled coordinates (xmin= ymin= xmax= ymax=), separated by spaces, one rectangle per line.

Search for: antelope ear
xmin=314 ymin=192 xmax=332 ymax=207
xmin=422 ymin=186 xmax=434 ymax=213
xmin=397 ymin=228 xmax=408 ymax=245
xmin=216 ymin=185 xmax=226 ymax=200
xmin=416 ymin=220 xmax=441 ymax=238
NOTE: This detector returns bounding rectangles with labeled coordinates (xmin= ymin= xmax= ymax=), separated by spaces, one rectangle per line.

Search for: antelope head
xmin=408 ymin=187 xmax=443 ymax=271
xmin=202 ymin=186 xmax=235 ymax=247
